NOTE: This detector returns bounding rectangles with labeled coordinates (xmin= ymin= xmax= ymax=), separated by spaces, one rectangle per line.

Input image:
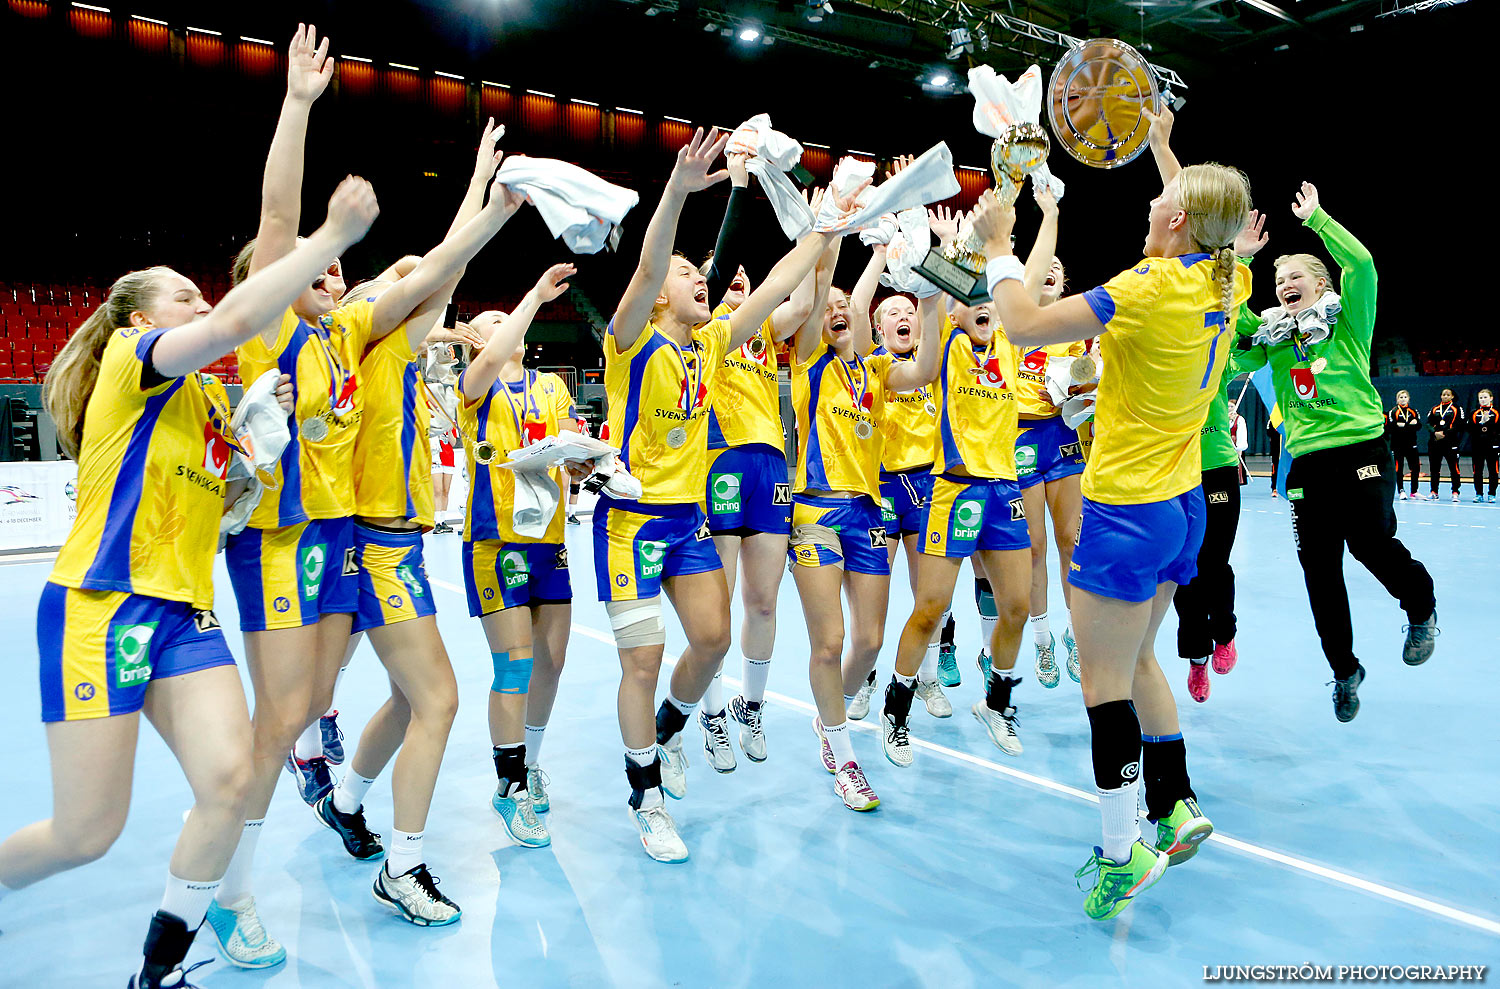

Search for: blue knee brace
xmin=491 ymin=651 xmax=534 ymax=694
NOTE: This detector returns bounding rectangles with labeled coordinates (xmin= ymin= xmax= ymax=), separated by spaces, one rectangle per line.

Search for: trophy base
xmin=914 ymin=247 xmax=992 ymax=306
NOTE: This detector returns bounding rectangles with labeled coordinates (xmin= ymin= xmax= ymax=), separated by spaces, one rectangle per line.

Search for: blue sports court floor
xmin=2 ymin=484 xmax=1497 ymax=986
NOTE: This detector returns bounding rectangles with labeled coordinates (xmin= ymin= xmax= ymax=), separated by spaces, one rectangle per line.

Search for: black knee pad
xmin=1085 ymin=700 xmax=1141 ymax=790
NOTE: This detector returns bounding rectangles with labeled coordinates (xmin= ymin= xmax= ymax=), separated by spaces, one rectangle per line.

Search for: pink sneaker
xmin=1187 ymin=662 xmax=1211 ymax=703
xmin=834 ymin=762 xmax=881 ymax=811
xmin=1211 ymin=640 xmax=1238 ymax=675
xmin=812 ymin=718 xmax=837 ymax=774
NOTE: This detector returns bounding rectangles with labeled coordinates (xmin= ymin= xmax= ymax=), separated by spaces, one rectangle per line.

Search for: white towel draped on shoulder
xmin=493 ymin=156 xmax=640 ymax=254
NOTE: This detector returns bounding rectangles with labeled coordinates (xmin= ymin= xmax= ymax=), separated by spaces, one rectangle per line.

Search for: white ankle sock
xmin=1098 ymin=781 xmax=1142 ymax=864
xmin=843 ymin=693 xmax=857 ymax=706
xmin=980 ymin=615 xmax=998 ymax=652
xmin=385 ymin=830 xmax=423 ymax=878
xmin=524 ymin=724 xmax=546 ymax=766
xmin=1031 ymin=612 xmax=1051 ymax=646
xmin=918 ymin=641 xmax=939 ymax=682
xmin=895 ymin=672 xmax=916 ymax=689
xmin=665 ymin=692 xmax=697 ymax=718
xmin=160 ymin=871 xmax=220 ymax=930
xmin=821 ymin=719 xmax=856 ymax=767
xmin=702 ymin=671 xmax=725 ymax=716
xmin=333 ymin=770 xmax=376 ymax=815
xmin=742 ymin=657 xmax=771 ymax=703
xmin=293 ymin=720 xmax=322 ymax=762
xmin=214 ymin=819 xmax=264 ymax=907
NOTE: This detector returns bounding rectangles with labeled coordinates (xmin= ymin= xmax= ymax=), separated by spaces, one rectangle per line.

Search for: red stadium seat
xmin=1481 ymin=357 xmax=1497 ymax=375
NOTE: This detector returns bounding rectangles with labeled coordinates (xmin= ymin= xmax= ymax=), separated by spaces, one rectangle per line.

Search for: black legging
xmin=1172 ymin=464 xmax=1240 ymax=659
xmin=1474 ymin=449 xmax=1499 ymax=496
xmin=1286 ymin=438 xmax=1436 ymax=680
xmin=1428 ymin=442 xmax=1461 ymax=494
xmin=1392 ymin=443 xmax=1421 ymax=495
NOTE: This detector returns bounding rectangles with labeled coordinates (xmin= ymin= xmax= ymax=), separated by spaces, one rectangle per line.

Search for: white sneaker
xmin=834 ymin=761 xmax=881 ymax=811
xmin=658 ymin=740 xmax=687 ymax=799
xmin=628 ymin=802 xmax=689 ymax=863
xmin=1452 ymin=491 xmax=1460 ymax=503
xmin=881 ymin=711 xmax=913 ymax=768
xmin=847 ymin=673 xmax=876 ymax=720
xmin=812 ymin=717 xmax=837 ymax=774
xmin=1063 ymin=627 xmax=1081 ymax=684
xmin=204 ymin=896 xmax=286 ymax=969
xmin=372 ymin=863 xmax=462 ymax=927
xmin=491 ymin=786 xmax=551 ymax=847
xmin=698 ymin=709 xmax=737 ymax=773
xmin=1035 ymin=634 xmax=1061 ymax=688
xmin=972 ymin=700 xmax=1023 ymax=756
xmin=526 ymin=765 xmax=550 ymax=814
xmin=1399 ymin=491 xmax=1409 ymax=501
xmin=728 ymin=695 xmax=767 ymax=762
xmin=915 ymin=678 xmax=953 ymax=718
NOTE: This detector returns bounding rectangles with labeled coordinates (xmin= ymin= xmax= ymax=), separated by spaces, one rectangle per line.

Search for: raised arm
xmin=459 ymin=264 xmax=575 ymax=403
xmin=886 ymin=293 xmax=942 ymax=392
xmin=153 ymin=178 xmax=378 ymax=377
xmin=729 ymin=231 xmax=835 ymax=351
xmin=1293 ymin=183 xmax=1375 ymax=339
xmin=612 ymin=127 xmax=730 ymax=352
xmin=849 ymin=242 xmax=887 ymax=356
xmin=769 ymin=266 xmax=817 ymax=343
xmin=705 ymin=151 xmax=752 ymax=307
xmin=793 ymin=235 xmax=841 ymax=365
xmin=1140 ymin=105 xmax=1180 ymax=189
xmin=1021 ymin=188 xmax=1059 ymax=303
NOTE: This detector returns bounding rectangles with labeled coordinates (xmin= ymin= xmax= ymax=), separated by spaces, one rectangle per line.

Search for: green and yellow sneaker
xmin=1150 ymin=797 xmax=1213 ymax=866
xmin=1075 ymin=840 xmax=1168 ymax=920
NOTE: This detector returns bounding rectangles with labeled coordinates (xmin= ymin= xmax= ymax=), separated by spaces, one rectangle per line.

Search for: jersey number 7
xmin=1199 ymin=310 xmax=1227 ymax=390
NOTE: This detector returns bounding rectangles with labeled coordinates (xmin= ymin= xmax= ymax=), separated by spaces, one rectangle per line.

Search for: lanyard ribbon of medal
xmin=837 ymin=352 xmax=874 ymax=439
xmin=302 ymin=321 xmax=357 ymax=441
xmin=501 ymin=369 xmax=543 ymax=445
xmin=665 ymin=333 xmax=703 ymax=449
xmin=195 ymin=374 xmax=279 ymax=489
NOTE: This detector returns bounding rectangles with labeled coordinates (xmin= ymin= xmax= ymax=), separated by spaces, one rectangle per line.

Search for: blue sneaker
xmin=937 ymin=640 xmax=960 ymax=688
xmin=1063 ymin=626 xmax=1081 ymax=683
xmin=492 ymin=786 xmax=551 ymax=847
xmin=204 ymin=896 xmax=286 ymax=969
xmin=284 ymin=753 xmax=334 ymax=806
xmin=320 ymin=711 xmax=345 ymax=766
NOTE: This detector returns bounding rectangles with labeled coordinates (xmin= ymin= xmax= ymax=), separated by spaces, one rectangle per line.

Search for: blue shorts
xmin=880 ymin=469 xmax=932 ymax=537
xmin=922 ymin=475 xmax=1029 ymax=557
xmin=788 ymin=495 xmax=891 ymax=576
xmin=352 ymin=523 xmax=437 ymax=633
xmin=706 ymin=444 xmax=793 ymax=536
xmin=38 ymin=583 xmax=235 ymax=723
xmin=226 ymin=517 xmax=358 ymax=631
xmin=464 ymin=540 xmax=573 ymax=617
xmin=1015 ymin=415 xmax=1086 ymax=490
xmin=593 ymin=497 xmax=721 ymax=602
xmin=1068 ymin=489 xmax=1206 ymax=603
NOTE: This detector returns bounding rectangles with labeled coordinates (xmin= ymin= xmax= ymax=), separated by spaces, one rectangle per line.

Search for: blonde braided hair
xmin=1177 ymin=163 xmax=1252 ymax=317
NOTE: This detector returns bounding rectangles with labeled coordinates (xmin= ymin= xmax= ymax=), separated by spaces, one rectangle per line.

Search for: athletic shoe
xmin=1187 ymin=661 xmax=1211 ymax=703
xmin=937 ymin=639 xmax=961 ymax=687
xmin=915 ymin=678 xmax=953 ymax=718
xmin=847 ymin=671 xmax=877 ymax=721
xmin=1475 ymin=494 xmax=1485 ymax=503
xmin=658 ymin=740 xmax=687 ymax=799
xmin=283 ymin=752 xmax=334 ymax=807
xmin=881 ymin=711 xmax=913 ymax=768
xmin=129 ymin=960 xmax=213 ymax=989
xmin=314 ymin=793 xmax=384 ymax=861
xmin=1075 ymin=840 xmax=1168 ymax=921
xmin=1211 ymin=640 xmax=1237 ymax=675
xmin=698 ymin=709 xmax=737 ymax=773
xmin=628 ymin=802 xmax=688 ymax=863
xmin=431 ymin=521 xmax=453 ymax=534
xmin=971 ymin=701 xmax=1022 ymax=756
xmin=319 ymin=711 xmax=345 ymax=766
xmin=834 ymin=762 xmax=880 ymax=811
xmin=567 ymin=513 xmax=581 ymax=525
xmin=491 ymin=786 xmax=551 ymax=847
xmin=1331 ymin=663 xmax=1366 ymax=723
xmin=204 ymin=897 xmax=285 ymax=970
xmin=1402 ymin=610 xmax=1439 ymax=666
xmin=812 ymin=717 xmax=837 ymax=774
xmin=975 ymin=649 xmax=991 ymax=681
xmin=727 ymin=694 xmax=767 ymax=762
xmin=1398 ymin=491 xmax=1408 ymax=501
xmin=1452 ymin=491 xmax=1460 ymax=503
xmin=1034 ymin=633 xmax=1061 ymax=688
xmin=1063 ymin=626 xmax=1081 ymax=683
xmin=526 ymin=765 xmax=550 ymax=814
xmin=1150 ymin=796 xmax=1214 ymax=866
xmin=372 ymin=863 xmax=461 ymax=927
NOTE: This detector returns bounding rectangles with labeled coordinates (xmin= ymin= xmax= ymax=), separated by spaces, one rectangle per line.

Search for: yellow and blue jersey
xmin=1015 ymin=342 xmax=1087 ymax=417
xmin=1080 ymin=254 xmax=1252 ymax=504
xmin=934 ymin=321 xmax=1021 ymax=479
xmin=707 ymin=302 xmax=783 ymax=451
xmin=352 ymin=327 xmax=434 ymax=528
xmin=875 ymin=349 xmax=937 ymax=473
xmin=236 ymin=300 xmax=374 ymax=528
xmin=50 ymin=325 xmax=235 ymax=611
xmin=792 ymin=340 xmax=895 ymax=499
xmin=460 ymin=369 xmax=576 ymax=543
xmin=603 ymin=317 xmax=730 ymax=505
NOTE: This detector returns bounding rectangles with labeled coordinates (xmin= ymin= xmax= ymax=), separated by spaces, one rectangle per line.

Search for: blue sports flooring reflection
xmin=1 ymin=484 xmax=1497 ymax=986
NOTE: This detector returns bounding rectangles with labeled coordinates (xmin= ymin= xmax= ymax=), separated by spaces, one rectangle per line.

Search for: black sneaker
xmin=567 ymin=513 xmax=581 ymax=525
xmin=432 ymin=521 xmax=453 ymax=534
xmin=1330 ymin=663 xmax=1366 ymax=723
xmin=1401 ymin=610 xmax=1438 ymax=666
xmin=129 ymin=960 xmax=213 ymax=989
xmin=314 ymin=793 xmax=385 ymax=860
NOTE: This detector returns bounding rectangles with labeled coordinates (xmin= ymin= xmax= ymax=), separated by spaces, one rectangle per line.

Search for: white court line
xmin=435 ymin=576 xmax=1500 ymax=938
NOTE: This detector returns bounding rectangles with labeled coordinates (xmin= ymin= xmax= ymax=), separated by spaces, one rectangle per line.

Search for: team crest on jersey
xmin=1021 ymin=349 xmax=1047 ymax=372
xmin=203 ymin=418 xmax=232 ymax=480
xmin=969 ymin=356 xmax=1007 ymax=388
xmin=1289 ymin=367 xmax=1318 ymax=401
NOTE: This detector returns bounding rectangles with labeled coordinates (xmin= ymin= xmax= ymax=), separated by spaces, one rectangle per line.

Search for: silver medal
xmin=666 ymin=426 xmax=688 ymax=449
xmin=300 ymin=416 xmax=329 ymax=442
xmin=923 ymin=400 xmax=938 ymax=418
xmin=1070 ymin=354 xmax=1098 ymax=384
xmin=1310 ymin=357 xmax=1328 ymax=374
xmin=855 ymin=420 xmax=874 ymax=440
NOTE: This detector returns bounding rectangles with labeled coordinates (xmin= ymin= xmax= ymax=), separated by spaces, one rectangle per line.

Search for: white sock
xmin=333 ymin=770 xmax=376 ymax=815
xmin=822 ymin=719 xmax=856 ymax=767
xmin=385 ymin=829 xmax=424 ymax=878
xmin=214 ymin=819 xmax=264 ymax=907
xmin=980 ymin=615 xmax=998 ymax=653
xmin=1031 ymin=612 xmax=1051 ymax=646
xmin=843 ymin=693 xmax=857 ymax=706
xmin=626 ymin=745 xmax=663 ymax=809
xmin=326 ymin=666 xmax=349 ymax=718
xmin=665 ymin=692 xmax=696 ymax=718
xmin=918 ymin=641 xmax=940 ymax=682
xmin=703 ymin=671 xmax=725 ymax=716
xmin=160 ymin=871 xmax=220 ymax=930
xmin=742 ymin=657 xmax=771 ymax=704
xmin=895 ymin=672 xmax=916 ymax=689
xmin=293 ymin=719 xmax=322 ymax=761
xmin=1098 ymin=780 xmax=1142 ymax=864
xmin=1189 ymin=656 xmax=1209 ymax=667
xmin=524 ymin=724 xmax=546 ymax=766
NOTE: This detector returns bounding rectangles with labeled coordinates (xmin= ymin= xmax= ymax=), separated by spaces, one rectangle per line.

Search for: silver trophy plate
xmin=1048 ymin=39 xmax=1159 ymax=169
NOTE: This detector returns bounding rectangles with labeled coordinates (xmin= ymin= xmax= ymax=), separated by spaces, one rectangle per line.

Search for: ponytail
xmin=43 ymin=267 xmax=170 ymax=461
xmin=1214 ymin=246 xmax=1238 ymax=320
xmin=1176 ymin=162 xmax=1252 ymax=321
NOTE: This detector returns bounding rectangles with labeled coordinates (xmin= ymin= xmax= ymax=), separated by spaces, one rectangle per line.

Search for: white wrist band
xmin=985 ymin=255 xmax=1026 ymax=296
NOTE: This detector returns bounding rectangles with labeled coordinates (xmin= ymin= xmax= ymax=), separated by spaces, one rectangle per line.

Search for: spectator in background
xmin=1470 ymin=388 xmax=1499 ymax=503
xmin=1386 ymin=389 xmax=1422 ymax=500
xmin=1228 ymin=399 xmax=1249 ymax=485
xmin=1426 ymin=387 xmax=1463 ymax=502
xmin=1265 ymin=416 xmax=1282 ymax=498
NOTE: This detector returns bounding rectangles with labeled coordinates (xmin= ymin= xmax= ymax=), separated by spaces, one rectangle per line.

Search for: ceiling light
xmin=930 ymin=71 xmax=950 ymax=87
xmin=739 ymin=25 xmax=761 ymax=42
xmin=804 ymin=1 xmax=832 ymax=22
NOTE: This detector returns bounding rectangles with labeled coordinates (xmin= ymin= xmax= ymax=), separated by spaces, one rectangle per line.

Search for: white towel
xmin=813 ymin=143 xmax=960 ymax=236
xmin=1031 ymin=162 xmax=1066 ymax=201
xmin=968 ymin=64 xmax=1045 ymax=137
xmin=881 ymin=208 xmax=940 ymax=298
xmin=727 ymin=113 xmax=803 ymax=171
xmin=498 ymin=432 xmax=643 ymax=502
xmin=493 ymin=156 xmax=640 ymax=254
xmin=229 ymin=369 xmax=292 ymax=480
xmin=508 ymin=467 xmax=560 ymax=540
xmin=859 ymin=213 xmax=899 ymax=247
xmin=730 ymin=113 xmax=817 ymax=241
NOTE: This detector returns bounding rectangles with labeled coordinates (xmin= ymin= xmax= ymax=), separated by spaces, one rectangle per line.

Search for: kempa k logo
xmin=112 ymin=622 xmax=158 ymax=690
